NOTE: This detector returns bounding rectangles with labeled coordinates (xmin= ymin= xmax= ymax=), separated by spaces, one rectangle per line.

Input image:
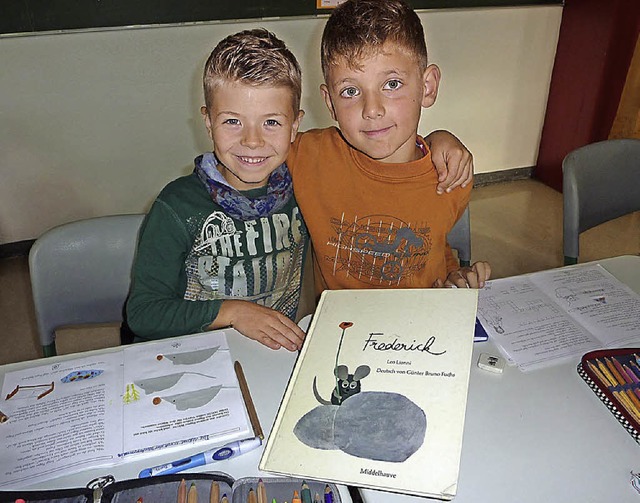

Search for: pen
xmin=139 ymin=436 xmax=262 ymax=478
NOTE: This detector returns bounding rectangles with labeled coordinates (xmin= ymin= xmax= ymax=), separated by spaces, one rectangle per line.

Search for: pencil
xmin=248 ymin=488 xmax=257 ymax=503
xmin=234 ymin=360 xmax=264 ymax=440
xmin=606 ymin=357 xmax=628 ymax=385
xmin=324 ymin=485 xmax=333 ymax=503
xmin=614 ymin=390 xmax=640 ymax=423
xmin=588 ymin=361 xmax=613 ymax=387
xmin=314 ymin=493 xmax=322 ymax=503
xmin=596 ymin=359 xmax=619 ymax=386
xmin=221 ymin=494 xmax=229 ymax=503
xmin=187 ymin=483 xmax=198 ymax=503
xmin=624 ymin=363 xmax=640 ymax=383
xmin=292 ymin=490 xmax=302 ymax=503
xmin=209 ymin=481 xmax=219 ymax=503
xmin=257 ymin=479 xmax=267 ymax=503
xmin=300 ymin=481 xmax=312 ymax=503
xmin=0 ymin=410 xmax=8 ymax=423
xmin=178 ymin=479 xmax=187 ymax=503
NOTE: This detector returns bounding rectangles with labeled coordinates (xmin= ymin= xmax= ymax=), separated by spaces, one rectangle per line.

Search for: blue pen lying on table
xmin=138 ymin=436 xmax=262 ymax=478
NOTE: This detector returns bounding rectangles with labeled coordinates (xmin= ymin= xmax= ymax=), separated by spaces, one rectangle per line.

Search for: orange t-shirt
xmin=288 ymin=127 xmax=471 ymax=296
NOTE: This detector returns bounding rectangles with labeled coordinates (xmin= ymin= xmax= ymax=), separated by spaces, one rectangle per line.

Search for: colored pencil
xmin=606 ymin=357 xmax=627 ymax=385
xmin=178 ymin=479 xmax=187 ymax=503
xmin=300 ymin=481 xmax=312 ymax=503
xmin=314 ymin=493 xmax=322 ymax=503
xmin=588 ymin=361 xmax=612 ymax=387
xmin=247 ymin=488 xmax=257 ymax=503
xmin=324 ymin=485 xmax=333 ymax=503
xmin=221 ymin=495 xmax=229 ymax=503
xmin=292 ymin=490 xmax=301 ymax=503
xmin=187 ymin=483 xmax=198 ymax=503
xmin=257 ymin=479 xmax=267 ymax=503
xmin=234 ymin=361 xmax=264 ymax=440
xmin=625 ymin=363 xmax=640 ymax=383
xmin=596 ymin=359 xmax=618 ymax=386
xmin=209 ymin=482 xmax=219 ymax=503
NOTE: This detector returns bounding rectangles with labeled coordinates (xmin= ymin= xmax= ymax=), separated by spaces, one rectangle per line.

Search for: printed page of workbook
xmin=0 ymin=352 xmax=124 ymax=488
xmin=477 ymin=263 xmax=640 ymax=372
xmin=121 ymin=330 xmax=252 ymax=456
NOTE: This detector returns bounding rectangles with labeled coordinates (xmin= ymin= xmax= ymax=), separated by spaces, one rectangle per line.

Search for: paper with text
xmin=477 ymin=264 xmax=640 ymax=371
xmin=0 ymin=330 xmax=251 ymax=488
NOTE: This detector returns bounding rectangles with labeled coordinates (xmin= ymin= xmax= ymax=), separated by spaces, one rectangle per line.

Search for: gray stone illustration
xmin=294 ymin=391 xmax=426 ymax=462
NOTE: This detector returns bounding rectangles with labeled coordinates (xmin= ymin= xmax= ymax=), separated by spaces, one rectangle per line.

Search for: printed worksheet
xmin=477 ymin=264 xmax=640 ymax=371
xmin=0 ymin=330 xmax=251 ymax=488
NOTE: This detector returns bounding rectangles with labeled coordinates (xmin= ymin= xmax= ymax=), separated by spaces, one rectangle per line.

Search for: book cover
xmin=260 ymin=288 xmax=478 ymax=500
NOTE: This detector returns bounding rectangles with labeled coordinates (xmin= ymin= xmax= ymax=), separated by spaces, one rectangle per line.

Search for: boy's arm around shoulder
xmin=424 ymin=130 xmax=474 ymax=194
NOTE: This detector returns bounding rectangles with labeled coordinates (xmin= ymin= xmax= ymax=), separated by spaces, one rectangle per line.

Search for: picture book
xmin=259 ymin=288 xmax=478 ymax=500
xmin=0 ymin=330 xmax=252 ymax=488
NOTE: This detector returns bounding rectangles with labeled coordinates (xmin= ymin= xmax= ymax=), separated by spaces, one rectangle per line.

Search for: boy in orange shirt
xmin=288 ymin=0 xmax=490 ymax=295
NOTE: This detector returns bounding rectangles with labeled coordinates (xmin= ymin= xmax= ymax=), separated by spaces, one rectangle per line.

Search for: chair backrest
xmin=29 ymin=214 xmax=145 ymax=356
xmin=447 ymin=206 xmax=471 ymax=267
xmin=562 ymin=138 xmax=640 ymax=264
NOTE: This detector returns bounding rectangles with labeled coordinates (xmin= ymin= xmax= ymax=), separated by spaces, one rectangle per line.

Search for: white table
xmin=0 ymin=327 xmax=353 ymax=501
xmin=360 ymin=255 xmax=640 ymax=503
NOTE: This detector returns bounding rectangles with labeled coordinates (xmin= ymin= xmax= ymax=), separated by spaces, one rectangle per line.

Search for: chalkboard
xmin=1 ymin=0 xmax=563 ymax=36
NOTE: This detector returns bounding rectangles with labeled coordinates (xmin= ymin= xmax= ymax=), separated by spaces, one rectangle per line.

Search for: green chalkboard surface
xmin=1 ymin=0 xmax=562 ymax=36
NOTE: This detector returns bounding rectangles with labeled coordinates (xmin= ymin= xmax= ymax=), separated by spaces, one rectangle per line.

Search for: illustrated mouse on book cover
xmin=294 ymin=321 xmax=426 ymax=463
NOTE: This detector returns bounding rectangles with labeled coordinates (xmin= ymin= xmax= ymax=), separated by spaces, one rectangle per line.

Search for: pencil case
xmin=577 ymin=348 xmax=640 ymax=444
xmin=0 ymin=473 xmax=342 ymax=503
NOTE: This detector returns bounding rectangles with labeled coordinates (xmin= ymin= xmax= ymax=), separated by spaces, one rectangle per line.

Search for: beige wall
xmin=0 ymin=6 xmax=562 ymax=244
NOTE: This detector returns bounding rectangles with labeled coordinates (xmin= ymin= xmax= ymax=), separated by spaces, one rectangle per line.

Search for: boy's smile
xmin=203 ymin=83 xmax=303 ymax=190
xmin=321 ymin=41 xmax=439 ymax=164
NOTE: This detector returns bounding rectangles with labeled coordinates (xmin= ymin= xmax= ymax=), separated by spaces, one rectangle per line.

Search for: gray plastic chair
xmin=29 ymin=214 xmax=145 ymax=357
xmin=562 ymin=138 xmax=640 ymax=265
xmin=447 ymin=206 xmax=471 ymax=267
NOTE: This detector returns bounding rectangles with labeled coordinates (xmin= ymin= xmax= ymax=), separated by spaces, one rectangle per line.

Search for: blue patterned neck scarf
xmin=194 ymin=152 xmax=293 ymax=220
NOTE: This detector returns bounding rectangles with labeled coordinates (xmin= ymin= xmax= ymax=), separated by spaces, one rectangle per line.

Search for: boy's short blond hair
xmin=203 ymin=29 xmax=302 ymax=112
xmin=321 ymin=0 xmax=428 ymax=77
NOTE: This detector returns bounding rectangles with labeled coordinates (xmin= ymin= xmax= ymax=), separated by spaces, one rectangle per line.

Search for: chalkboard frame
xmin=1 ymin=0 xmax=563 ymax=37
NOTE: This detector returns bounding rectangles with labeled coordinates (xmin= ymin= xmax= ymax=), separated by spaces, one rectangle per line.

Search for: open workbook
xmin=476 ymin=263 xmax=640 ymax=372
xmin=260 ymin=288 xmax=478 ymax=500
xmin=0 ymin=330 xmax=252 ymax=488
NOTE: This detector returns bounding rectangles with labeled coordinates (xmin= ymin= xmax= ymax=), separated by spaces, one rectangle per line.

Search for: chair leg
xmin=42 ymin=343 xmax=57 ymax=358
xmin=564 ymin=256 xmax=578 ymax=266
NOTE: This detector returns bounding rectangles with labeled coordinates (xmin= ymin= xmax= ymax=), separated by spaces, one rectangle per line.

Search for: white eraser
xmin=477 ymin=353 xmax=505 ymax=374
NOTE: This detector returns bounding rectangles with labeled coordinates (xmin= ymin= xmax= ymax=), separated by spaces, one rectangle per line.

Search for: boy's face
xmin=202 ymin=82 xmax=303 ymax=190
xmin=321 ymin=41 xmax=440 ymax=164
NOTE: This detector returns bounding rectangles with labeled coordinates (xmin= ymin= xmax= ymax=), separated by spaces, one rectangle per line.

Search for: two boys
xmin=126 ymin=0 xmax=490 ymax=350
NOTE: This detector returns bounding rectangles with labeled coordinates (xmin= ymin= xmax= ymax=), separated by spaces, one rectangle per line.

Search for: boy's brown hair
xmin=203 ymin=28 xmax=302 ymax=112
xmin=321 ymin=0 xmax=428 ymax=77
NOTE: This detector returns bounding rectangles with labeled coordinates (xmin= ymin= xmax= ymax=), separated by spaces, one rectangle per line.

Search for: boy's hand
xmin=432 ymin=261 xmax=492 ymax=289
xmin=423 ymin=130 xmax=474 ymax=194
xmin=212 ymin=300 xmax=305 ymax=352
